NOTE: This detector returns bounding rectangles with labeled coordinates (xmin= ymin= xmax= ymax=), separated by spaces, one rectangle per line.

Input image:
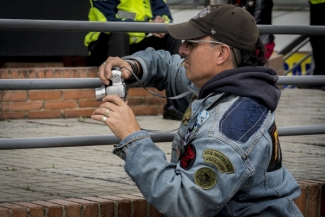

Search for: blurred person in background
xmin=85 ymin=0 xmax=183 ymax=119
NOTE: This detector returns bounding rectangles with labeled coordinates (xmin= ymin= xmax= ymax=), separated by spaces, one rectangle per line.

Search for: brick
xmin=28 ymin=70 xmax=37 ymax=78
xmin=10 ymin=70 xmax=19 ymax=79
xmin=99 ymin=196 xmax=131 ymax=217
xmin=13 ymin=202 xmax=44 ymax=217
xmin=321 ymin=183 xmax=325 ymax=216
xmin=33 ymin=201 xmax=62 ymax=217
xmin=2 ymin=91 xmax=27 ymax=102
xmin=28 ymin=90 xmax=62 ymax=101
xmin=19 ymin=70 xmax=28 ymax=79
xmin=44 ymin=101 xmax=77 ymax=110
xmin=130 ymin=105 xmax=162 ymax=116
xmin=116 ymin=194 xmax=147 ymax=217
xmin=2 ymin=101 xmax=43 ymax=111
xmin=295 ymin=183 xmax=307 ymax=216
xmin=0 ymin=203 xmax=26 ymax=217
xmin=299 ymin=181 xmax=320 ymax=217
xmin=66 ymin=198 xmax=98 ymax=217
xmin=1 ymin=111 xmax=25 ymax=119
xmin=37 ymin=70 xmax=45 ymax=78
xmin=308 ymin=179 xmax=325 ymax=216
xmin=53 ymin=70 xmax=62 ymax=78
xmin=143 ymin=97 xmax=166 ymax=105
xmin=63 ymin=109 xmax=94 ymax=118
xmin=69 ymin=68 xmax=90 ymax=78
xmin=45 ymin=70 xmax=53 ymax=78
xmin=48 ymin=199 xmax=80 ymax=217
xmin=0 ymin=207 xmax=10 ymax=217
xmin=127 ymin=97 xmax=144 ymax=106
xmin=63 ymin=70 xmax=70 ymax=78
xmin=128 ymin=88 xmax=165 ymax=97
xmin=150 ymin=204 xmax=162 ymax=217
xmin=28 ymin=110 xmax=61 ymax=119
xmin=1 ymin=70 xmax=9 ymax=79
xmin=63 ymin=89 xmax=95 ymax=100
xmin=78 ymin=70 xmax=87 ymax=78
xmin=79 ymin=99 xmax=102 ymax=108
xmin=81 ymin=197 xmax=114 ymax=217
xmin=88 ymin=68 xmax=98 ymax=78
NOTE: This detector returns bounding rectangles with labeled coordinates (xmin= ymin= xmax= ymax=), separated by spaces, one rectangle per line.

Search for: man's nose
xmin=178 ymin=41 xmax=188 ymax=56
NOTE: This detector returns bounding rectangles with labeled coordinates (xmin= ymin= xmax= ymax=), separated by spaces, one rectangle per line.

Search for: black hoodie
xmin=199 ymin=66 xmax=281 ymax=111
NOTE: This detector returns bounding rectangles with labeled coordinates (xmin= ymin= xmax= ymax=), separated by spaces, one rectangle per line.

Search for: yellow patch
xmin=203 ymin=149 xmax=235 ymax=174
xmin=182 ymin=107 xmax=192 ymax=126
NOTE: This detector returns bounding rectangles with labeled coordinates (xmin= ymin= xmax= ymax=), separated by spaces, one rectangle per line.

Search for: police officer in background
xmin=85 ymin=0 xmax=183 ymax=119
xmin=92 ymin=4 xmax=303 ymax=216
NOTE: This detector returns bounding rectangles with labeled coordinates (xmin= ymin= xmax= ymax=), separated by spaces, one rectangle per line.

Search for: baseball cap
xmin=166 ymin=4 xmax=259 ymax=52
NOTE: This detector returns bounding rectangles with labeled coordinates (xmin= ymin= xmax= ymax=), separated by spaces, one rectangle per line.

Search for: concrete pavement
xmin=0 ymin=88 xmax=324 ymax=203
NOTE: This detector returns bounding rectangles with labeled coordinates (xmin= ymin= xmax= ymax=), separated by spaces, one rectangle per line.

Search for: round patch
xmin=194 ymin=167 xmax=217 ymax=190
xmin=180 ymin=144 xmax=196 ymax=170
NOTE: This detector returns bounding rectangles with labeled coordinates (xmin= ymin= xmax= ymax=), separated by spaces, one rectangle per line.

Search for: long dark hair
xmin=238 ymin=37 xmax=267 ymax=67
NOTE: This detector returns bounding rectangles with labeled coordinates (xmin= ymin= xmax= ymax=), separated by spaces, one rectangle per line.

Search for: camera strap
xmin=124 ymin=66 xmax=192 ymax=100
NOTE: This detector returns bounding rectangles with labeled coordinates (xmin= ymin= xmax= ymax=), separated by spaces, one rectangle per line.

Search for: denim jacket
xmin=113 ymin=48 xmax=303 ymax=217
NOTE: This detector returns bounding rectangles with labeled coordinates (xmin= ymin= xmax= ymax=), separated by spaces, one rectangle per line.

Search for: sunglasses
xmin=185 ymin=39 xmax=224 ymax=48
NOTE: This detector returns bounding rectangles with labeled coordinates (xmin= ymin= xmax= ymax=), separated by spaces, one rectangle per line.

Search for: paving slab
xmin=0 ymin=88 xmax=324 ymax=202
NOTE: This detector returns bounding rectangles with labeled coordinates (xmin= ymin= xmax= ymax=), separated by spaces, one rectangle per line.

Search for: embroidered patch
xmin=180 ymin=144 xmax=196 ymax=170
xmin=194 ymin=167 xmax=217 ymax=189
xmin=182 ymin=107 xmax=192 ymax=126
xmin=267 ymin=123 xmax=282 ymax=172
xmin=203 ymin=149 xmax=235 ymax=174
xmin=220 ymin=97 xmax=268 ymax=143
xmin=197 ymin=110 xmax=209 ymax=127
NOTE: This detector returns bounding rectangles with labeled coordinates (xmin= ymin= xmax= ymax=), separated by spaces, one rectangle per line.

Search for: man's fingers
xmin=102 ymin=95 xmax=126 ymax=107
xmin=98 ymin=61 xmax=111 ymax=85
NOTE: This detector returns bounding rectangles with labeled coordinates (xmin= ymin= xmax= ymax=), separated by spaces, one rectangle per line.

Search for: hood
xmin=199 ymin=66 xmax=281 ymax=111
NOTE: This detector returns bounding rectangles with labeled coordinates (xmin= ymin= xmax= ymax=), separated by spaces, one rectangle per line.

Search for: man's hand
xmin=151 ymin=16 xmax=166 ymax=38
xmin=98 ymin=57 xmax=134 ymax=85
xmin=91 ymin=95 xmax=141 ymax=140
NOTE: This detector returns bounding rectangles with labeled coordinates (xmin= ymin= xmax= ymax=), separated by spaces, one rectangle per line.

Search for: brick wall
xmin=0 ymin=54 xmax=283 ymax=120
xmin=0 ymin=67 xmax=166 ymax=120
xmin=0 ymin=179 xmax=324 ymax=217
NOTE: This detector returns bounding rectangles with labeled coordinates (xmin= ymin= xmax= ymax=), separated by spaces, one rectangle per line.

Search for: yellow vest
xmin=310 ymin=0 xmax=325 ymax=4
xmin=85 ymin=0 xmax=167 ymax=47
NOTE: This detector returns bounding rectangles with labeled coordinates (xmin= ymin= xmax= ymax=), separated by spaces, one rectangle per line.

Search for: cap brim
xmin=166 ymin=22 xmax=207 ymax=40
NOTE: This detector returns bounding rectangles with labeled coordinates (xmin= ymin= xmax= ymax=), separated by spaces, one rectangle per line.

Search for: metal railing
xmin=1 ymin=19 xmax=325 ymax=150
xmin=1 ymin=19 xmax=325 ymax=35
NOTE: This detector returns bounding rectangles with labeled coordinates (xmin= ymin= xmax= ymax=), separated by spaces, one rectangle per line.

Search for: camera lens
xmin=95 ymin=85 xmax=106 ymax=101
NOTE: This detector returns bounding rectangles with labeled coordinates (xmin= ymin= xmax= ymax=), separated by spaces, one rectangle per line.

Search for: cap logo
xmin=211 ymin=29 xmax=216 ymax=34
xmin=192 ymin=6 xmax=211 ymax=19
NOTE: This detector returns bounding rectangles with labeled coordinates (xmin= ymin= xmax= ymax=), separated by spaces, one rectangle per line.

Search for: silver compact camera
xmin=95 ymin=67 xmax=127 ymax=101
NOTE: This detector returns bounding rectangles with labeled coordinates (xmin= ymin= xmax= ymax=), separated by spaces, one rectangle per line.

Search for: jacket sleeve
xmin=124 ymin=47 xmax=192 ymax=113
xmin=115 ymin=130 xmax=250 ymax=217
xmin=150 ymin=0 xmax=173 ymax=23
xmin=92 ymin=0 xmax=135 ymax=22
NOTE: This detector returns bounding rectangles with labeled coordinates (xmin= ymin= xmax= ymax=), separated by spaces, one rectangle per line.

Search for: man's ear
xmin=216 ymin=45 xmax=231 ymax=65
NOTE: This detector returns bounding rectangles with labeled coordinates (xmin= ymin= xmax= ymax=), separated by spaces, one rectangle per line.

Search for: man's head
xmin=166 ymin=4 xmax=265 ymax=88
xmin=166 ymin=4 xmax=259 ymax=53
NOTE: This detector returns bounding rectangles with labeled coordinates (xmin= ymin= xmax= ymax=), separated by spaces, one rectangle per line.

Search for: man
xmin=85 ymin=0 xmax=183 ymax=119
xmin=92 ymin=4 xmax=303 ymax=217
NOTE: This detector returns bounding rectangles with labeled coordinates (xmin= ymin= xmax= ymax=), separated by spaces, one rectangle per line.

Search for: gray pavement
xmin=0 ymin=88 xmax=325 ymax=203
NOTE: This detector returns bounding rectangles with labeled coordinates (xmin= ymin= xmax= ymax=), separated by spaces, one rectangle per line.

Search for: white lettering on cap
xmin=192 ymin=6 xmax=211 ymax=19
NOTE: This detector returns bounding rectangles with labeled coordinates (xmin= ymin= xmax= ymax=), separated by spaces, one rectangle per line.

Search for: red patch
xmin=180 ymin=144 xmax=196 ymax=170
